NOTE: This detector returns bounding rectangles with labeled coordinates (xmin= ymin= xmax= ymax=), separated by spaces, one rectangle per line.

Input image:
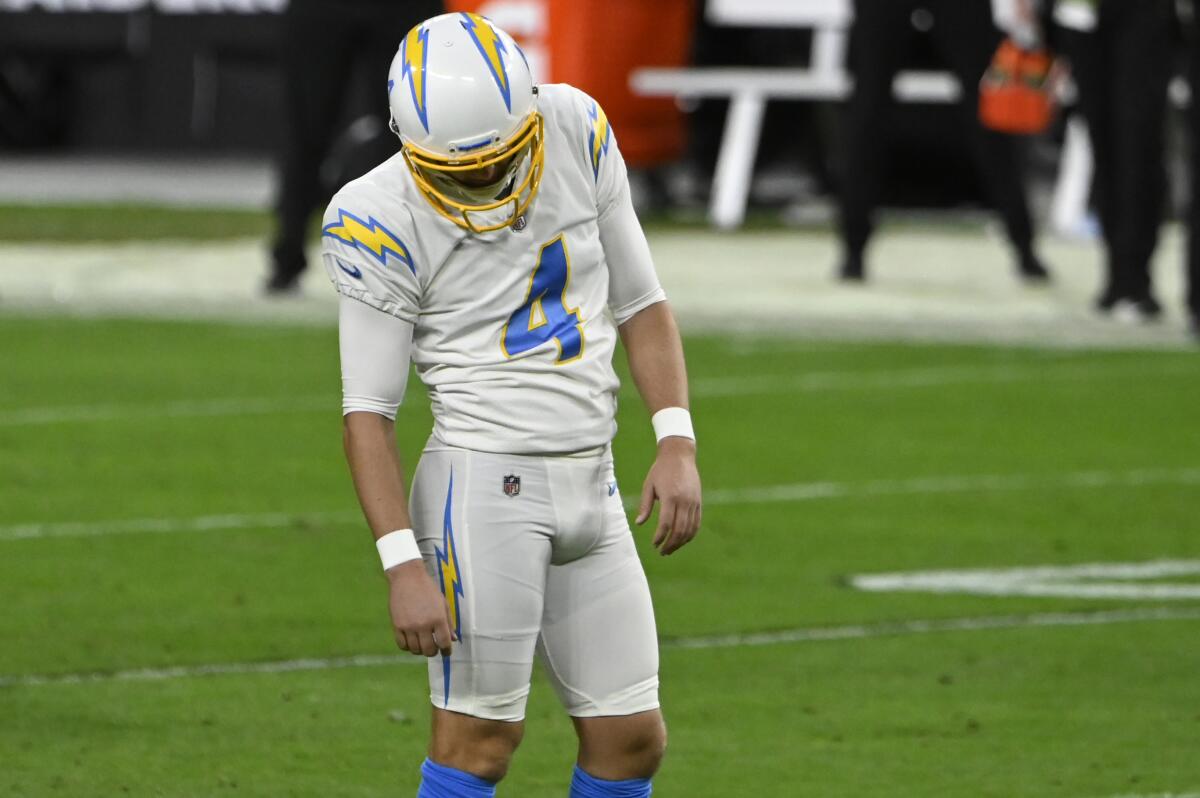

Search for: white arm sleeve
xmin=600 ymin=182 xmax=667 ymax=325
xmin=338 ymin=293 xmax=414 ymax=419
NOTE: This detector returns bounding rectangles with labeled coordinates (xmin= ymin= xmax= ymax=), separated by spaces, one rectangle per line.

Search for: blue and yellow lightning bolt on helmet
xmin=388 ymin=12 xmax=543 ymax=234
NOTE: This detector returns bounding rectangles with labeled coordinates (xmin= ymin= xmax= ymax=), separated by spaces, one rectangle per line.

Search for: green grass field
xmin=2 ymin=312 xmax=1199 ymax=797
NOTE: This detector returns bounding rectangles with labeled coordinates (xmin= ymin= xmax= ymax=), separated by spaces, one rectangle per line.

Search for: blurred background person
xmin=266 ymin=0 xmax=443 ymax=295
xmin=1050 ymin=0 xmax=1175 ymax=321
xmin=1183 ymin=0 xmax=1200 ymax=339
xmin=837 ymin=0 xmax=1052 ymax=284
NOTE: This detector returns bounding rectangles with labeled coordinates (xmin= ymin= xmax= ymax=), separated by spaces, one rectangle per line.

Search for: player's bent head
xmin=387 ymin=12 xmax=544 ymax=234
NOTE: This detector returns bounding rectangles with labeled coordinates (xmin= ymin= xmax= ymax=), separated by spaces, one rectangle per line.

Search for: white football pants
xmin=408 ymin=443 xmax=660 ymax=722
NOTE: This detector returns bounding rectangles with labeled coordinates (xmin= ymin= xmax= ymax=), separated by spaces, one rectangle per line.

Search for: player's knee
xmin=583 ymin=714 xmax=667 ymax=779
xmin=618 ymin=713 xmax=667 ymax=777
xmin=477 ymin=723 xmax=524 ymax=781
xmin=431 ymin=720 xmax=524 ymax=783
xmin=632 ymin=717 xmax=668 ymax=775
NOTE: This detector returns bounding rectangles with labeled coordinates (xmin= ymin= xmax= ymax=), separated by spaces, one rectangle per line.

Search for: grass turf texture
xmin=1 ymin=315 xmax=1198 ymax=797
xmin=0 ymin=203 xmax=993 ymax=243
xmin=0 ymin=204 xmax=782 ymax=243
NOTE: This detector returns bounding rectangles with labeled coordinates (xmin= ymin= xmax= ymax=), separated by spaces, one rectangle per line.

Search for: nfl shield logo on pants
xmin=502 ymin=474 xmax=521 ymax=498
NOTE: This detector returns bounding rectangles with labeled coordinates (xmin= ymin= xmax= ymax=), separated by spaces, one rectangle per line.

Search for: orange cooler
xmin=447 ymin=0 xmax=696 ymax=167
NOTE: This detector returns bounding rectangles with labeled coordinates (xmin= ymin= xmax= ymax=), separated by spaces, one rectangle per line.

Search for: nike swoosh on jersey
xmin=336 ymin=258 xmax=363 ymax=280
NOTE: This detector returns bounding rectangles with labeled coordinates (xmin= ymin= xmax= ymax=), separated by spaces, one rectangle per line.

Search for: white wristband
xmin=651 ymin=407 xmax=695 ymax=443
xmin=376 ymin=528 xmax=422 ymax=571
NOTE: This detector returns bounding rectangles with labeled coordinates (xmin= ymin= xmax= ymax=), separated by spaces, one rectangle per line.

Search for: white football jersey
xmin=322 ymin=84 xmax=666 ymax=454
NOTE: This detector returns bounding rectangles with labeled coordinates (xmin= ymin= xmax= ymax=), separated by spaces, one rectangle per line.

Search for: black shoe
xmin=264 ymin=272 xmax=301 ymax=297
xmin=1018 ymin=254 xmax=1051 ymax=284
xmin=838 ymin=254 xmax=865 ymax=283
xmin=1095 ymin=289 xmax=1124 ymax=315
xmin=1189 ymin=314 xmax=1200 ymax=342
xmin=1133 ymin=294 xmax=1163 ymax=321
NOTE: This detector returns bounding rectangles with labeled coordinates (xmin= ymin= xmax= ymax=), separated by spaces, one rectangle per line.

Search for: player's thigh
xmin=410 ymin=448 xmax=554 ymax=722
xmin=537 ymin=498 xmax=660 ymax=719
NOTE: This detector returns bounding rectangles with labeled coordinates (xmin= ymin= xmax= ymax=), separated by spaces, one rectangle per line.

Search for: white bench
xmin=630 ymin=0 xmax=967 ymax=229
xmin=631 ymin=67 xmax=961 ymax=230
xmin=629 ymin=0 xmax=1098 ymax=233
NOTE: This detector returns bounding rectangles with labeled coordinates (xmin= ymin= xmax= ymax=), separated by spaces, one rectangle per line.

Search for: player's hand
xmin=385 ymin=560 xmax=455 ymax=657
xmin=635 ymin=436 xmax=702 ymax=556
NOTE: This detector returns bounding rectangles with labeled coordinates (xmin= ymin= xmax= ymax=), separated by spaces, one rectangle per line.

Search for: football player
xmin=323 ymin=12 xmax=702 ymax=798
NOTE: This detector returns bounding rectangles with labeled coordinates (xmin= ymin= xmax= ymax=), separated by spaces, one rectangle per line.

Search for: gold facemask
xmin=402 ymin=112 xmax=545 ymax=234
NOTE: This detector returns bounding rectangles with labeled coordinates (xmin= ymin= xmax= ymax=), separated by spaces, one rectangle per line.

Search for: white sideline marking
xmin=852 ymin=560 xmax=1200 ymax=600
xmin=1 ymin=360 xmax=1193 ymax=427
xmin=3 ymin=467 xmax=1199 ymax=542
xmin=2 ymin=606 xmax=1197 ymax=689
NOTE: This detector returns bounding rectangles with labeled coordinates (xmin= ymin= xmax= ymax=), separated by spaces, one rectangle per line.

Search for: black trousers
xmin=838 ymin=0 xmax=1035 ymax=264
xmin=270 ymin=0 xmax=442 ymax=283
xmin=1057 ymin=0 xmax=1173 ymax=303
xmin=1188 ymin=28 xmax=1200 ymax=317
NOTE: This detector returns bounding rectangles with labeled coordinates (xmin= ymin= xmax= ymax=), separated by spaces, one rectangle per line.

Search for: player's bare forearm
xmin=618 ymin=300 xmax=689 ymax=415
xmin=618 ymin=301 xmax=702 ymax=555
xmin=342 ymin=411 xmax=413 ymax=540
xmin=343 ymin=411 xmax=454 ymax=657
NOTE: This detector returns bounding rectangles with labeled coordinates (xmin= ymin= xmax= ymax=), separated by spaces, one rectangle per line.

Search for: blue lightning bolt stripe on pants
xmin=435 ymin=469 xmax=464 ymax=708
xmin=417 ymin=759 xmax=496 ymax=798
xmin=569 ymin=766 xmax=652 ymax=797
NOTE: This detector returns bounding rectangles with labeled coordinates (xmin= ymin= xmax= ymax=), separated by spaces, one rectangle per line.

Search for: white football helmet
xmin=388 ymin=12 xmax=543 ymax=233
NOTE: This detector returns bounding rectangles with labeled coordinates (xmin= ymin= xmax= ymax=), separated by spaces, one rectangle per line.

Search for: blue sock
xmin=417 ymin=758 xmax=496 ymax=798
xmin=569 ymin=765 xmax=652 ymax=798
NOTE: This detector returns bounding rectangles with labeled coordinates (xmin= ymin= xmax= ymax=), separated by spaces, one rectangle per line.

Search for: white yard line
xmin=2 ymin=606 xmax=1196 ymax=689
xmin=702 ymin=467 xmax=1200 ymax=506
xmin=689 ymin=360 xmax=1194 ymax=397
xmin=1 ymin=359 xmax=1193 ymax=428
xmin=0 ymin=511 xmax=358 ymax=542
xmin=4 ymin=467 xmax=1198 ymax=542
xmin=0 ymin=395 xmax=333 ymax=427
xmin=1103 ymin=794 xmax=1200 ymax=798
xmin=665 ymin=606 xmax=1200 ymax=650
xmin=0 ymin=653 xmax=417 ymax=688
xmin=852 ymin=560 xmax=1200 ymax=601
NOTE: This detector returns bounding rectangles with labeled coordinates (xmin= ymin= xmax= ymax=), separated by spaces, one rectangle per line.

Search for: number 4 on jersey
xmin=502 ymin=235 xmax=584 ymax=364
